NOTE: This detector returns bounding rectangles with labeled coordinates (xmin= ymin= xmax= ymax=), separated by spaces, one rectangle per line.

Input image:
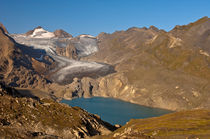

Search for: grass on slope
xmin=109 ymin=109 xmax=210 ymax=138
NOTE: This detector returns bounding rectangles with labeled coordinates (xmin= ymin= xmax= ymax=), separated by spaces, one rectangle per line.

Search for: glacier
xmin=11 ymin=28 xmax=114 ymax=84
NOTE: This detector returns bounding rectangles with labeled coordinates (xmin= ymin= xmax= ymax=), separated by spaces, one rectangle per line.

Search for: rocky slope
xmin=0 ymin=23 xmax=8 ymax=34
xmin=0 ymin=25 xmax=51 ymax=89
xmin=11 ymin=27 xmax=114 ymax=84
xmin=81 ymin=17 xmax=210 ymax=111
xmin=98 ymin=109 xmax=210 ymax=139
xmin=4 ymin=25 xmax=114 ymax=101
xmin=0 ymin=82 xmax=117 ymax=138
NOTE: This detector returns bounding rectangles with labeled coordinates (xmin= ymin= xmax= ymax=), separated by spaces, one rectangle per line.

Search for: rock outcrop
xmin=54 ymin=29 xmax=73 ymax=38
xmin=56 ymin=42 xmax=78 ymax=60
xmin=0 ymin=82 xmax=117 ymax=138
xmin=0 ymin=25 xmax=51 ymax=89
xmin=0 ymin=22 xmax=9 ymax=34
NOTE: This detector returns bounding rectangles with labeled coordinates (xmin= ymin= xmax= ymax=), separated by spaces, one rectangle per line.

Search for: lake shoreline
xmin=60 ymin=95 xmax=175 ymax=112
xmin=61 ymin=97 xmax=173 ymax=125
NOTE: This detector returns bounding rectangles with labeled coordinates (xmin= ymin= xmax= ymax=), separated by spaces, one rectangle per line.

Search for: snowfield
xmin=11 ymin=28 xmax=99 ymax=57
xmin=31 ymin=28 xmax=55 ymax=38
xmin=11 ymin=28 xmax=114 ymax=84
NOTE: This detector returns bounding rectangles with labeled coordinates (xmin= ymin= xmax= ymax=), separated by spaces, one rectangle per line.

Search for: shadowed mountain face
xmin=82 ymin=17 xmax=210 ymax=111
xmin=0 ymin=26 xmax=51 ymax=88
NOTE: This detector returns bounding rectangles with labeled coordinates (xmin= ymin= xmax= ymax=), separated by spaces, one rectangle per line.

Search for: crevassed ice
xmin=10 ymin=30 xmax=111 ymax=84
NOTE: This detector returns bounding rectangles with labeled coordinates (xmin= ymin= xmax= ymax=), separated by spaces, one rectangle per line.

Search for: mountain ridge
xmin=1 ymin=17 xmax=210 ymax=111
xmin=25 ymin=26 xmax=73 ymax=38
xmin=1 ymin=16 xmax=210 ymax=138
xmin=81 ymin=16 xmax=210 ymax=111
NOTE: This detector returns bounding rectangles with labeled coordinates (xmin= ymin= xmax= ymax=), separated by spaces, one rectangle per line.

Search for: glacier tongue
xmin=11 ymin=31 xmax=114 ymax=84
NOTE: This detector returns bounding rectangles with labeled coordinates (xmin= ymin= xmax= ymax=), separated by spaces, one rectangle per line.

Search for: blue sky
xmin=1 ymin=0 xmax=210 ymax=36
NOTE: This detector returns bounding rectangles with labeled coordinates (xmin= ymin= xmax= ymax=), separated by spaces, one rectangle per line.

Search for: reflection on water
xmin=61 ymin=97 xmax=172 ymax=125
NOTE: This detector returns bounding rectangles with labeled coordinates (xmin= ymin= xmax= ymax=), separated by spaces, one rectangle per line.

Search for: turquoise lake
xmin=61 ymin=97 xmax=172 ymax=125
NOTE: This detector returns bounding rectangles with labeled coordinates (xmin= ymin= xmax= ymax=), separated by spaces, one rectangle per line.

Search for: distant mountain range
xmin=0 ymin=17 xmax=210 ymax=111
xmin=1 ymin=16 xmax=210 ymax=138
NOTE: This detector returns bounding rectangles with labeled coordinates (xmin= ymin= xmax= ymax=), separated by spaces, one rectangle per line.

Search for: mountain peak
xmin=149 ymin=25 xmax=159 ymax=32
xmin=25 ymin=26 xmax=55 ymax=38
xmin=171 ymin=16 xmax=209 ymax=32
xmin=35 ymin=26 xmax=43 ymax=29
xmin=54 ymin=29 xmax=72 ymax=38
xmin=0 ymin=22 xmax=9 ymax=34
xmin=31 ymin=28 xmax=55 ymax=38
xmin=25 ymin=27 xmax=72 ymax=38
xmin=25 ymin=26 xmax=47 ymax=36
xmin=192 ymin=16 xmax=209 ymax=25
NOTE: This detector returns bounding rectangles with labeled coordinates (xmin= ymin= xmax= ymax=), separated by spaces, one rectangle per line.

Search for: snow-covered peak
xmin=30 ymin=28 xmax=55 ymax=38
xmin=79 ymin=34 xmax=96 ymax=39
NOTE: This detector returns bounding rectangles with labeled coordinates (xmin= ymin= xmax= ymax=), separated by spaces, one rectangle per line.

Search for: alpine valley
xmin=1 ymin=17 xmax=210 ymax=138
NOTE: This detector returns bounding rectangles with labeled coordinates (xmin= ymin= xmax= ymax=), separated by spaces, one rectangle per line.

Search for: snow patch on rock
xmin=31 ymin=28 xmax=55 ymax=38
xmin=80 ymin=34 xmax=96 ymax=39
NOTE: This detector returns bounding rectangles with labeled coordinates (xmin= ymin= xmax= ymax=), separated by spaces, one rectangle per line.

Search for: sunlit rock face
xmin=80 ymin=17 xmax=210 ymax=111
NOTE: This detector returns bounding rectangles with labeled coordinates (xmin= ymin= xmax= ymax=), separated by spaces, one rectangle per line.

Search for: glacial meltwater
xmin=61 ymin=97 xmax=172 ymax=125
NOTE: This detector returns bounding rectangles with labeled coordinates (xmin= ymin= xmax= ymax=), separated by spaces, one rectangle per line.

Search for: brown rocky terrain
xmin=80 ymin=17 xmax=210 ymax=111
xmin=0 ymin=24 xmax=107 ymax=102
xmin=0 ymin=25 xmax=68 ymax=97
xmin=0 ymin=22 xmax=8 ymax=34
xmin=54 ymin=29 xmax=73 ymax=38
xmin=0 ymin=82 xmax=117 ymax=138
xmin=0 ymin=25 xmax=51 ymax=89
xmin=56 ymin=42 xmax=78 ymax=60
xmin=98 ymin=109 xmax=210 ymax=139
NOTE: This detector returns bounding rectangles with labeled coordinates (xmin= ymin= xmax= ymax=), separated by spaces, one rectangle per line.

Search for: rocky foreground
xmin=0 ymin=82 xmax=117 ymax=138
xmin=1 ymin=82 xmax=210 ymax=139
xmin=98 ymin=110 xmax=210 ymax=139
